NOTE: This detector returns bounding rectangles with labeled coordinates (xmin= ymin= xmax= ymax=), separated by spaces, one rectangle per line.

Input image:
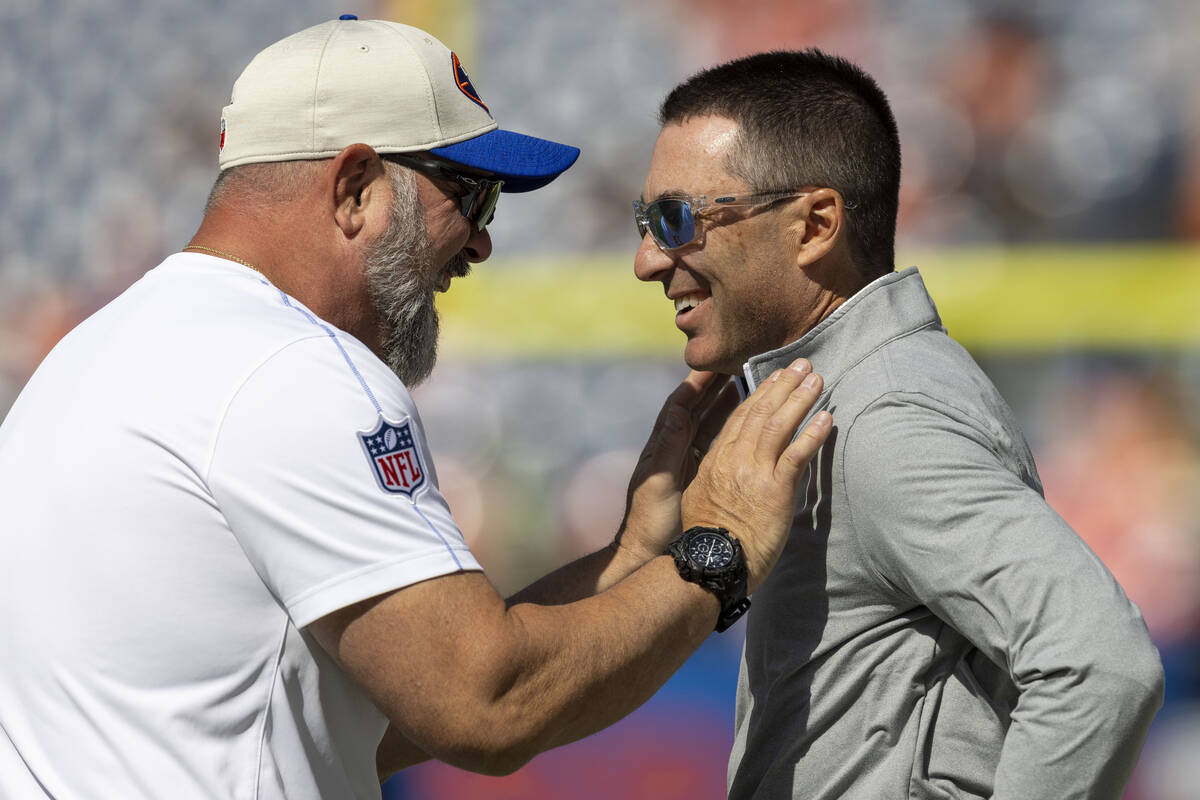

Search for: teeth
xmin=674 ymin=295 xmax=704 ymax=313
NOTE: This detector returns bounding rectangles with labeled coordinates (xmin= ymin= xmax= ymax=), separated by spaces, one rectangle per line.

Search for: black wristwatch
xmin=667 ymin=526 xmax=751 ymax=632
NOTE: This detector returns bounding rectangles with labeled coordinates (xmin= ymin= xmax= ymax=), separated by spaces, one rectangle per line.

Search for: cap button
xmin=339 ymin=13 xmax=358 ymax=20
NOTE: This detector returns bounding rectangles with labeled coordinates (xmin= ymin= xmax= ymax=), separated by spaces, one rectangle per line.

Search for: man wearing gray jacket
xmin=627 ymin=48 xmax=1164 ymax=799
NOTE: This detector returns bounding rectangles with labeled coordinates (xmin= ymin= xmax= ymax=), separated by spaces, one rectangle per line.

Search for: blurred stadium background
xmin=3 ymin=0 xmax=1199 ymax=797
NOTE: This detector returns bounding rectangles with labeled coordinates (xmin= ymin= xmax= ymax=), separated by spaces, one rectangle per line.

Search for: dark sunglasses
xmin=632 ymin=190 xmax=812 ymax=251
xmin=385 ymin=153 xmax=503 ymax=231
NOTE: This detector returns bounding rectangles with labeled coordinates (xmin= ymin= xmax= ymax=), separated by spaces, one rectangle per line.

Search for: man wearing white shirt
xmin=0 ymin=17 xmax=832 ymax=799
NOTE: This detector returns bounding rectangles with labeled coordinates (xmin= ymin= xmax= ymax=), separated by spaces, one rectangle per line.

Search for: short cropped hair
xmin=660 ymin=49 xmax=900 ymax=279
xmin=204 ymin=159 xmax=326 ymax=214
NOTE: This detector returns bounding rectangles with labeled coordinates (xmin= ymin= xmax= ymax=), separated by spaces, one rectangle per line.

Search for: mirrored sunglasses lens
xmin=465 ymin=181 xmax=503 ymax=230
xmin=475 ymin=182 xmax=502 ymax=230
xmin=648 ymin=199 xmax=695 ymax=249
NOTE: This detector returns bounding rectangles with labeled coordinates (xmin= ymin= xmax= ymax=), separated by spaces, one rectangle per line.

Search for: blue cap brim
xmin=430 ymin=129 xmax=580 ymax=193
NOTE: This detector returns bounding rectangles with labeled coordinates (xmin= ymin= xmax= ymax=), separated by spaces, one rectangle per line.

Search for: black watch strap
xmin=717 ymin=595 xmax=752 ymax=633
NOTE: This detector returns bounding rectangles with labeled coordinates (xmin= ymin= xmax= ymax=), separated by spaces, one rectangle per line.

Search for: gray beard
xmin=363 ymin=169 xmax=469 ymax=387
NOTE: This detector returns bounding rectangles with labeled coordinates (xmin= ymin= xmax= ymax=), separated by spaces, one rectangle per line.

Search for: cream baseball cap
xmin=218 ymin=15 xmax=580 ymax=192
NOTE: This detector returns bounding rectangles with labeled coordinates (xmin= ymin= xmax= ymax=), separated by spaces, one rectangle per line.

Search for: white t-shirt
xmin=0 ymin=253 xmax=481 ymax=799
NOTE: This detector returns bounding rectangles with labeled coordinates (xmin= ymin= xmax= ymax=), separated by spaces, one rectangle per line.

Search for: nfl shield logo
xmin=359 ymin=417 xmax=427 ymax=497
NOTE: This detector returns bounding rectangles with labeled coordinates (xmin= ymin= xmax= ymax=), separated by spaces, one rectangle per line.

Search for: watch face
xmin=687 ymin=531 xmax=734 ymax=569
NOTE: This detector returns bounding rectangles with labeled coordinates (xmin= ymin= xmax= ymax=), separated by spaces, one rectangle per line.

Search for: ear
xmin=330 ymin=143 xmax=388 ymax=239
xmin=786 ymin=188 xmax=845 ymax=267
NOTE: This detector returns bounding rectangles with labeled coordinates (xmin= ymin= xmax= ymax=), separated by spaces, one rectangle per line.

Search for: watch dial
xmin=687 ymin=532 xmax=734 ymax=568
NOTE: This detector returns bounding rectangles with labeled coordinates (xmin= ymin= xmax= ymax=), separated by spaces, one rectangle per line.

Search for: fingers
xmin=716 ymin=358 xmax=814 ymax=447
xmin=686 ymin=372 xmax=730 ymax=437
xmin=619 ymin=371 xmax=728 ymax=560
xmin=676 ymin=359 xmax=830 ymax=596
xmin=777 ymin=411 xmax=833 ymax=481
xmin=647 ymin=370 xmax=713 ymax=438
xmin=671 ymin=370 xmax=723 ymax=413
xmin=692 ymin=379 xmax=739 ymax=454
xmin=636 ymin=370 xmax=725 ymax=478
xmin=657 ymin=371 xmax=728 ymax=440
xmin=752 ymin=370 xmax=824 ymax=465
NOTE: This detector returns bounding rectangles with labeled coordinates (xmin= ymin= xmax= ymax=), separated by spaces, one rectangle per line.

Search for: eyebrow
xmin=640 ymin=188 xmax=693 ymax=203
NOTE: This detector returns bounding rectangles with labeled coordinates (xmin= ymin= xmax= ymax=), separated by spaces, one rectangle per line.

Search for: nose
xmin=463 ymin=225 xmax=493 ymax=263
xmin=633 ymin=231 xmax=674 ymax=283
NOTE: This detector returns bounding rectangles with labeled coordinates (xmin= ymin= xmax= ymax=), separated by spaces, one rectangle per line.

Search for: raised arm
xmin=311 ymin=359 xmax=831 ymax=777
xmin=508 ymin=368 xmax=739 ymax=607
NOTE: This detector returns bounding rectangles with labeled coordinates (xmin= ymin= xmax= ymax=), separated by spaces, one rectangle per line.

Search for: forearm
xmin=318 ymin=365 xmax=828 ymax=777
xmin=494 ymin=556 xmax=719 ymax=760
xmin=363 ymin=557 xmax=715 ymax=777
xmin=505 ymin=538 xmax=654 ymax=607
xmin=342 ymin=560 xmax=720 ymax=776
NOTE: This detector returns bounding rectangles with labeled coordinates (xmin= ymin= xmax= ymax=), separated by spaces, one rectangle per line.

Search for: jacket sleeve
xmin=841 ymin=391 xmax=1163 ymax=800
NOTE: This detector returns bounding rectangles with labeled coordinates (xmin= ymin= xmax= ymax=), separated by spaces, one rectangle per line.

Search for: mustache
xmin=443 ymin=252 xmax=472 ymax=281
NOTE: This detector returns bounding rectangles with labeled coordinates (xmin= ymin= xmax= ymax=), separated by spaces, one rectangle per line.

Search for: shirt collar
xmin=738 ymin=267 xmax=942 ymax=395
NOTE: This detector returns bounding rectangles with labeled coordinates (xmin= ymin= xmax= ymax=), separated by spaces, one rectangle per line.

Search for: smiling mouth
xmin=673 ymin=293 xmax=708 ymax=317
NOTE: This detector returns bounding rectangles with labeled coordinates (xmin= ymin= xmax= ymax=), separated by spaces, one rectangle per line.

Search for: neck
xmin=803 ymin=289 xmax=850 ymax=334
xmin=182 ymin=244 xmax=265 ymax=275
xmin=798 ymin=251 xmax=869 ymax=335
xmin=186 ymin=209 xmax=381 ymax=355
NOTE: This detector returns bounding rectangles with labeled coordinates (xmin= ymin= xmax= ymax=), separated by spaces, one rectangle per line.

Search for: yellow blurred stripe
xmin=436 ymin=255 xmax=680 ymax=357
xmin=436 ymin=245 xmax=1200 ymax=357
xmin=916 ymin=244 xmax=1200 ymax=351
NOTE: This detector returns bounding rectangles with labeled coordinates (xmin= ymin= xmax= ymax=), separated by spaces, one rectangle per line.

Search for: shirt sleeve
xmin=206 ymin=336 xmax=481 ymax=628
xmin=841 ymin=391 xmax=1163 ymax=800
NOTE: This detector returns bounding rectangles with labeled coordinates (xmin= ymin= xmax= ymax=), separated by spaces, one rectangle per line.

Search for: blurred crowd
xmin=2 ymin=0 xmax=1200 ymax=797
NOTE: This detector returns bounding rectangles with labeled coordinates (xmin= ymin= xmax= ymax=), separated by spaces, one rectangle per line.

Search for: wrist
xmin=667 ymin=526 xmax=751 ymax=633
xmin=612 ymin=523 xmax=670 ymax=569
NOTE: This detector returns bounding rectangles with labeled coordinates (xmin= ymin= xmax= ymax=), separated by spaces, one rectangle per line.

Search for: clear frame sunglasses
xmin=632 ymin=190 xmax=812 ymax=251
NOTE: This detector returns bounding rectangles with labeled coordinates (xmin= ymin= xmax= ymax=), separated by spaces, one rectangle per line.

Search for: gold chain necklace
xmin=182 ymin=245 xmax=265 ymax=276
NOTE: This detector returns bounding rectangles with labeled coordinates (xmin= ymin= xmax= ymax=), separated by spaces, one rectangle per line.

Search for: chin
xmin=683 ymin=345 xmax=737 ymax=376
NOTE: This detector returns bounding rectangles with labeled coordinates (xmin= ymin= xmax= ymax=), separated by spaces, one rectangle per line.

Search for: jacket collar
xmin=738 ymin=267 xmax=943 ymax=395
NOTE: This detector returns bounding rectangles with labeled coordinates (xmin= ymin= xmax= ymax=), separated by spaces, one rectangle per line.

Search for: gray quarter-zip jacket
xmin=727 ymin=267 xmax=1163 ymax=800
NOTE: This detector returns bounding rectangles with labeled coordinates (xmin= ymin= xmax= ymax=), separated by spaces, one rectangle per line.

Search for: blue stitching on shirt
xmin=275 ymin=290 xmax=383 ymax=414
xmin=274 ymin=289 xmax=467 ymax=568
xmin=410 ymin=501 xmax=465 ymax=571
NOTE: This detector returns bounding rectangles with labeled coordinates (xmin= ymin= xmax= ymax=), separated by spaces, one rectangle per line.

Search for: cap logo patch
xmin=219 ymin=117 xmax=226 ymax=152
xmin=359 ymin=417 xmax=427 ymax=497
xmin=450 ymin=52 xmax=489 ymax=114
